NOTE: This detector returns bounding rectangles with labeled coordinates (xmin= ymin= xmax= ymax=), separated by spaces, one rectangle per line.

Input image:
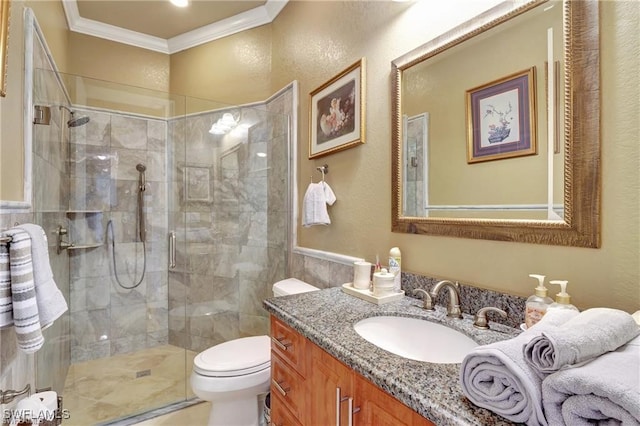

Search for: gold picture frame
xmin=0 ymin=0 xmax=10 ymax=97
xmin=466 ymin=67 xmax=537 ymax=163
xmin=309 ymin=58 xmax=366 ymax=159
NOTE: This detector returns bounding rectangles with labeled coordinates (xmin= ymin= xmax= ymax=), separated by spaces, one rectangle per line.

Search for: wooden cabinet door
xmin=271 ymin=352 xmax=306 ymax=421
xmin=271 ymin=316 xmax=307 ymax=376
xmin=308 ymin=343 xmax=355 ymax=426
xmin=354 ymin=375 xmax=436 ymax=426
xmin=270 ymin=390 xmax=304 ymax=426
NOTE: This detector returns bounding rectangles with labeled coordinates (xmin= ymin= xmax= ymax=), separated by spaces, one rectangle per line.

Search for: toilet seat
xmin=193 ymin=335 xmax=271 ymax=377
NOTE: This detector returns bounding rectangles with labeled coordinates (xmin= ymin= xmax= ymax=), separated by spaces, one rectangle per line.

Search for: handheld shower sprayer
xmin=136 ymin=163 xmax=146 ymax=191
xmin=136 ymin=164 xmax=147 ymax=243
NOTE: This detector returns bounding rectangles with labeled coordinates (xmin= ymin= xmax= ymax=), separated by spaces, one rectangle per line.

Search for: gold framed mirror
xmin=391 ymin=0 xmax=600 ymax=248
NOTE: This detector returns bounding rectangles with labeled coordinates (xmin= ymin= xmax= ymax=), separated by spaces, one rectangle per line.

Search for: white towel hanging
xmin=302 ymin=181 xmax=336 ymax=227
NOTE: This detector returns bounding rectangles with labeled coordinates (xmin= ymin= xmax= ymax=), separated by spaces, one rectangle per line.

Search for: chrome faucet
xmin=430 ymin=280 xmax=463 ymax=319
xmin=412 ymin=288 xmax=434 ymax=310
xmin=473 ymin=306 xmax=507 ymax=330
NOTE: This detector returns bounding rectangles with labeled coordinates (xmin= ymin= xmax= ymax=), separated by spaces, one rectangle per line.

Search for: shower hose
xmin=106 ymin=219 xmax=146 ymax=289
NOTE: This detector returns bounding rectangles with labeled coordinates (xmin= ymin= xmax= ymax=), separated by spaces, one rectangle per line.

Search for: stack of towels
xmin=460 ymin=307 xmax=640 ymax=425
xmin=0 ymin=224 xmax=69 ymax=353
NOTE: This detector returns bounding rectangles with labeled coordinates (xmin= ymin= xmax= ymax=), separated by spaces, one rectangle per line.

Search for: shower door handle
xmin=168 ymin=231 xmax=176 ymax=269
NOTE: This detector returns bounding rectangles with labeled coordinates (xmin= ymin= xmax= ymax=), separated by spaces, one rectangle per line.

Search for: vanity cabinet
xmin=270 ymin=315 xmax=435 ymax=426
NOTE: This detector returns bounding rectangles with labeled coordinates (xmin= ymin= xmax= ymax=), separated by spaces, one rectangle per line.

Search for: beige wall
xmin=66 ymin=32 xmax=169 ymax=92
xmin=0 ymin=1 xmax=637 ymax=312
xmin=169 ymin=24 xmax=272 ymax=106
xmin=28 ymin=0 xmax=69 ymax=72
xmin=0 ymin=0 xmax=29 ymax=201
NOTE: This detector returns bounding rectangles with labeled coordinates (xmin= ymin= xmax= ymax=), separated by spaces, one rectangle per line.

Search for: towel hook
xmin=316 ymin=164 xmax=328 ymax=182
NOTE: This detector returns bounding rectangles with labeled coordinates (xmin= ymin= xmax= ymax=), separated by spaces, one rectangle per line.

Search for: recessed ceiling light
xmin=170 ymin=0 xmax=189 ymax=7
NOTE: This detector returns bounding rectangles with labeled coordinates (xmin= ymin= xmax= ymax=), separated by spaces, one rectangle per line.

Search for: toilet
xmin=190 ymin=278 xmax=319 ymax=426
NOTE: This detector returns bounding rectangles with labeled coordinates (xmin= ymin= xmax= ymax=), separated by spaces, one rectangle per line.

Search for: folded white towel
xmin=17 ymin=224 xmax=68 ymax=330
xmin=302 ymin=182 xmax=336 ymax=227
xmin=524 ymin=308 xmax=640 ymax=376
xmin=460 ymin=309 xmax=579 ymax=425
xmin=0 ymin=239 xmax=12 ymax=327
xmin=542 ymin=335 xmax=640 ymax=426
xmin=3 ymin=228 xmax=44 ymax=353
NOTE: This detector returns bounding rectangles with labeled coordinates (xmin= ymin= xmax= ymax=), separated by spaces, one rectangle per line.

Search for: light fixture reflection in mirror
xmin=391 ymin=0 xmax=601 ymax=248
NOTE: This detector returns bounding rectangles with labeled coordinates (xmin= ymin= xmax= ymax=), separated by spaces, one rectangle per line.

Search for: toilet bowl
xmin=190 ymin=278 xmax=319 ymax=426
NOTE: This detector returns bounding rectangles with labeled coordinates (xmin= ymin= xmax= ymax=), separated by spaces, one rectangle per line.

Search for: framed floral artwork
xmin=309 ymin=58 xmax=366 ymax=159
xmin=466 ymin=67 xmax=537 ymax=163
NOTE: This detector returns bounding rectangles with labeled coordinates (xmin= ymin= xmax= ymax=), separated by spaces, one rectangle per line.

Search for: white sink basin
xmin=354 ymin=316 xmax=478 ymax=364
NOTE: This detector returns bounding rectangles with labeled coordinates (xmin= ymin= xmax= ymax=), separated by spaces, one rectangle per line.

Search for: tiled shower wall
xmin=168 ymin=90 xmax=291 ymax=354
xmin=68 ymin=110 xmax=169 ymax=363
xmin=69 ymin=87 xmax=293 ymax=360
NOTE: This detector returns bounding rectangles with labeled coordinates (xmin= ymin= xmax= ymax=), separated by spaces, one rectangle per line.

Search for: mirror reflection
xmin=391 ymin=0 xmax=601 ymax=248
xmin=400 ymin=2 xmax=563 ymax=220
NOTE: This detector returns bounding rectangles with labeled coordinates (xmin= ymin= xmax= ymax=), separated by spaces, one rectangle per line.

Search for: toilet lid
xmin=194 ymin=335 xmax=271 ymax=377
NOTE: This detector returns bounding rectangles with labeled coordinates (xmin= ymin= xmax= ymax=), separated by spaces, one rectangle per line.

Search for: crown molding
xmin=62 ymin=0 xmax=288 ymax=55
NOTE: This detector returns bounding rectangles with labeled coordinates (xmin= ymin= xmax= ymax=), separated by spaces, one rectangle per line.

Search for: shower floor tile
xmin=62 ymin=345 xmax=196 ymax=425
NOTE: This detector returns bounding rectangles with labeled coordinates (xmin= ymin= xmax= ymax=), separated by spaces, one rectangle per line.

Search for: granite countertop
xmin=263 ymin=286 xmax=520 ymax=426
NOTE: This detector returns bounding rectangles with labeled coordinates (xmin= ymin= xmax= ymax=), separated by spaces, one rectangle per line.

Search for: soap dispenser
xmin=525 ymin=274 xmax=553 ymax=328
xmin=547 ymin=280 xmax=579 ymax=313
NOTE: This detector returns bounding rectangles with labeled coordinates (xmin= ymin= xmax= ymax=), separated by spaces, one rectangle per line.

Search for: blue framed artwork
xmin=466 ymin=67 xmax=537 ymax=163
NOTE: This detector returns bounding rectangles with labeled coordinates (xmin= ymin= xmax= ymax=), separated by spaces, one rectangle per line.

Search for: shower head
xmin=59 ymin=105 xmax=90 ymax=128
xmin=136 ymin=164 xmax=146 ymax=172
xmin=68 ymin=114 xmax=90 ymax=128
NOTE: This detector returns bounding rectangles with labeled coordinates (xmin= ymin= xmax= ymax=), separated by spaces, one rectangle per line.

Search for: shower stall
xmin=30 ymin=63 xmax=293 ymax=424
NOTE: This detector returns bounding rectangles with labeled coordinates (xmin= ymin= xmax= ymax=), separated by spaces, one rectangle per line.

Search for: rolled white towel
xmin=460 ymin=309 xmax=578 ymax=425
xmin=542 ymin=336 xmax=640 ymax=426
xmin=524 ymin=308 xmax=640 ymax=376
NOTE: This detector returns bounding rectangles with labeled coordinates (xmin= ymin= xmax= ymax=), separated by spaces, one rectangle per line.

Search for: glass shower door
xmin=42 ymin=73 xmax=192 ymax=425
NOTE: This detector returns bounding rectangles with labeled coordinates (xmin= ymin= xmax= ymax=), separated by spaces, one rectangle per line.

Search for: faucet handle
xmin=412 ymin=288 xmax=434 ymax=310
xmin=474 ymin=307 xmax=507 ymax=329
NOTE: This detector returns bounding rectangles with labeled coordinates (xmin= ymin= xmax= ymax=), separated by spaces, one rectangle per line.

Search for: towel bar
xmin=0 ymin=384 xmax=31 ymax=404
xmin=0 ymin=223 xmax=34 ymax=245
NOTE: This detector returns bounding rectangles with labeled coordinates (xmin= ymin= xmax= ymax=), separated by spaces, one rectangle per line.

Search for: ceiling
xmin=63 ymin=0 xmax=288 ymax=54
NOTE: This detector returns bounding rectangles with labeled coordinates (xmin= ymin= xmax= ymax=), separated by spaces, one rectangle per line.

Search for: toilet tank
xmin=273 ymin=278 xmax=319 ymax=297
